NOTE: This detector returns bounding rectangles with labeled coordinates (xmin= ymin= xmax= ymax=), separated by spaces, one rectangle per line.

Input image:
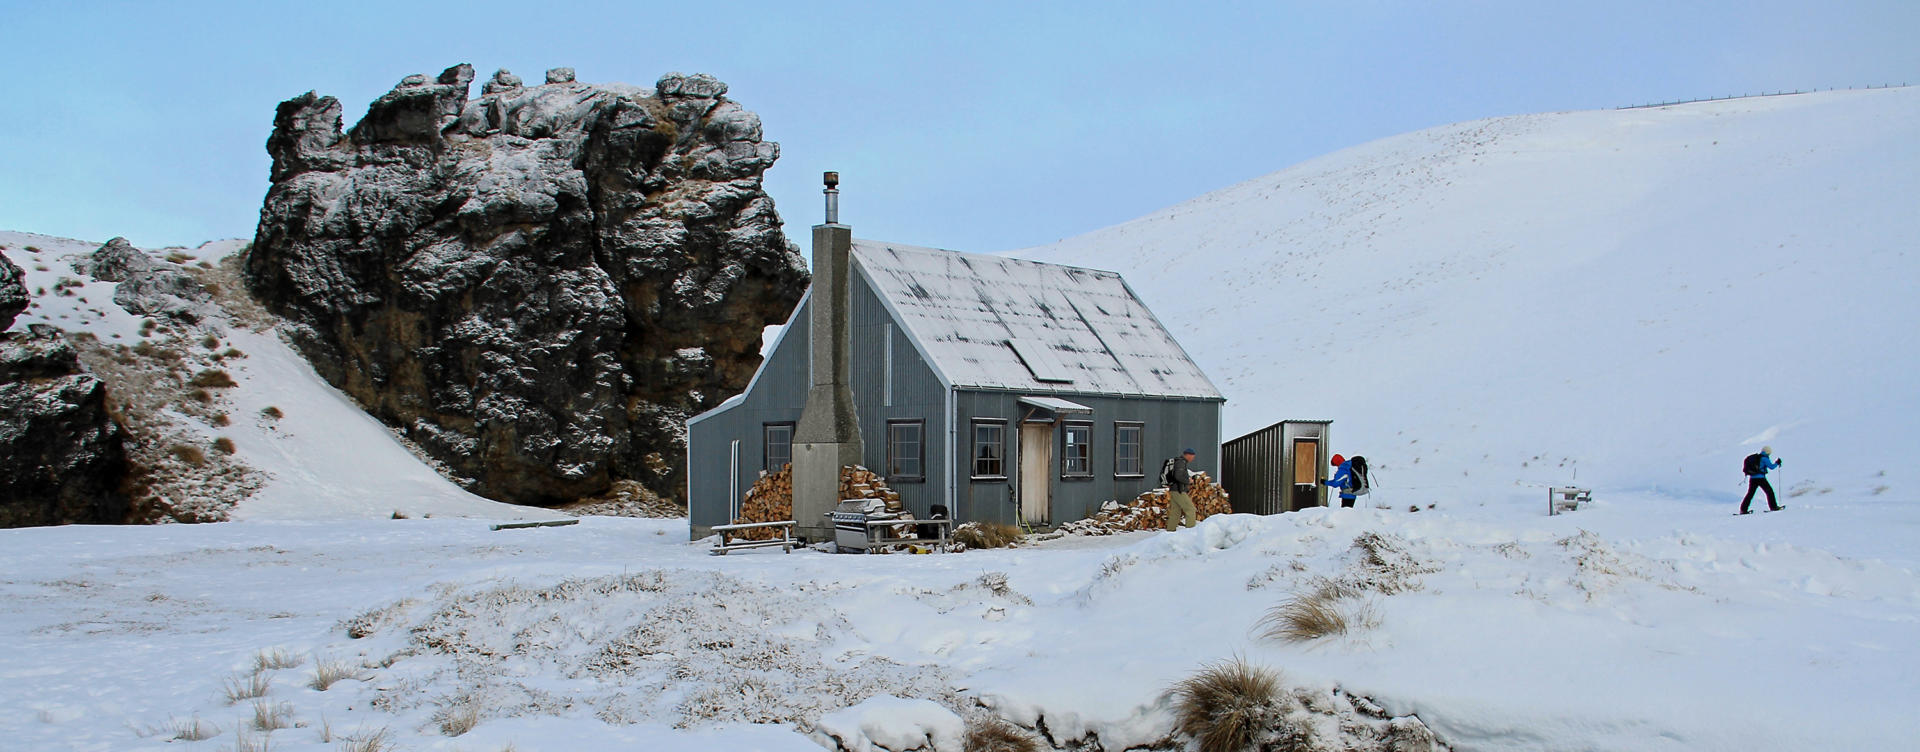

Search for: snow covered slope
xmin=1018 ymin=88 xmax=1920 ymax=506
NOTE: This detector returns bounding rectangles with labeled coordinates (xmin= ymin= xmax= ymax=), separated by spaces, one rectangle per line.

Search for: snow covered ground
xmin=3 ymin=496 xmax=1916 ymax=750
xmin=3 ymin=88 xmax=1918 ymax=751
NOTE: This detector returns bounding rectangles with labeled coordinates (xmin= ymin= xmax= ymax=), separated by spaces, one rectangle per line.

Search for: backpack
xmin=1346 ymin=456 xmax=1371 ymax=496
xmin=1159 ymin=457 xmax=1179 ymax=487
xmin=1742 ymin=453 xmax=1765 ymax=475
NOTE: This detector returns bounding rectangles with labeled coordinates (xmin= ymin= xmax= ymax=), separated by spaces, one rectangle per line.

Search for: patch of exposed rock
xmin=245 ymin=64 xmax=807 ymax=505
xmin=73 ymin=237 xmax=213 ymax=322
xmin=0 ymin=251 xmax=26 ymax=331
xmin=0 ymin=323 xmax=130 ymax=527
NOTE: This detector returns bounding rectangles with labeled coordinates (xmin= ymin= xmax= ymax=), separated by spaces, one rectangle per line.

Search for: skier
xmin=1740 ymin=445 xmax=1783 ymax=514
xmin=1322 ymin=454 xmax=1361 ymax=508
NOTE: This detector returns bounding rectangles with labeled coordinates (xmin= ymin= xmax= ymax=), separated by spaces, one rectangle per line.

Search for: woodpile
xmin=727 ymin=464 xmax=793 ymax=540
xmin=725 ymin=464 xmax=908 ymax=541
xmin=1056 ymin=472 xmax=1232 ymax=536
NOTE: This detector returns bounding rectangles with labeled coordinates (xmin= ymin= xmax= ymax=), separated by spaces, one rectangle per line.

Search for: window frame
xmin=886 ymin=419 xmax=926 ymax=482
xmin=970 ymin=419 xmax=1009 ymax=481
xmin=1061 ymin=420 xmax=1094 ymax=479
xmin=763 ymin=422 xmax=795 ymax=475
xmin=1114 ymin=421 xmax=1145 ymax=478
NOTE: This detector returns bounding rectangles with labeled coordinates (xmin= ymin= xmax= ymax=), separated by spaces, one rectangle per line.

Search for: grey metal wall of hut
xmin=1221 ymin=420 xmax=1332 ymax=514
xmin=686 ymin=274 xmax=951 ymax=539
xmin=951 ymin=391 xmax=1221 ymax=528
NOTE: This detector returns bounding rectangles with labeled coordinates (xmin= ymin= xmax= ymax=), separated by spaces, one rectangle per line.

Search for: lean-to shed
xmin=686 ymin=184 xmax=1224 ymax=542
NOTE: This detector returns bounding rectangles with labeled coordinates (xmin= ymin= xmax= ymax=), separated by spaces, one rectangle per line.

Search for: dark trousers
xmin=1741 ymin=477 xmax=1778 ymax=513
xmin=1339 ymin=497 xmax=1356 ymax=508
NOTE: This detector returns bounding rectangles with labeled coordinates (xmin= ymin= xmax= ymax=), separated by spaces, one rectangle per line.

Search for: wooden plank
xmin=490 ymin=519 xmax=581 ymax=531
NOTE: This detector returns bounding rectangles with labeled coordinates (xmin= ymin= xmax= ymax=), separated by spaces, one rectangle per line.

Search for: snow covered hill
xmin=1018 ymin=87 xmax=1920 ymax=507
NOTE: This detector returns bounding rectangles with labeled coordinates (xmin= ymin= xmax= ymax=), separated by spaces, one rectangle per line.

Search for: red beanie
xmin=1330 ymin=454 xmax=1345 ymax=466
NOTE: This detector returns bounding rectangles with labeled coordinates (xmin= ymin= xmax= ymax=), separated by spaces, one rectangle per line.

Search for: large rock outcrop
xmin=246 ymin=65 xmax=808 ymax=506
xmin=0 ymin=322 xmax=130 ymax=527
xmin=0 ymin=252 xmax=26 ymax=331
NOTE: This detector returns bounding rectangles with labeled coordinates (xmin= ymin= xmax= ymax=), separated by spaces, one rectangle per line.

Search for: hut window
xmin=763 ymin=423 xmax=794 ymax=474
xmin=887 ymin=419 xmax=925 ymax=481
xmin=972 ymin=420 xmax=1007 ymax=479
xmin=1062 ymin=421 xmax=1093 ymax=478
xmin=1114 ymin=422 xmax=1144 ymax=477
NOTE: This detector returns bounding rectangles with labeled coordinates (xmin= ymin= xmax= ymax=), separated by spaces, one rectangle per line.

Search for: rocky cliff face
xmin=1 ymin=253 xmax=130 ymax=526
xmin=246 ymin=65 xmax=807 ymax=506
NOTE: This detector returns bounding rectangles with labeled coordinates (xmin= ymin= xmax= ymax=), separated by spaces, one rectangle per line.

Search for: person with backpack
xmin=1322 ymin=454 xmax=1369 ymax=508
xmin=1740 ymin=446 xmax=1783 ymax=514
xmin=1162 ymin=448 xmax=1199 ymax=530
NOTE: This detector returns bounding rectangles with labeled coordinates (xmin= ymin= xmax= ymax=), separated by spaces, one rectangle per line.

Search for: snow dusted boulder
xmin=72 ymin=237 xmax=212 ymax=322
xmin=70 ymin=237 xmax=151 ymax=282
xmin=0 ymin=326 xmax=128 ymax=527
xmin=814 ymin=696 xmax=965 ymax=752
xmin=244 ymin=63 xmax=807 ymax=506
xmin=0 ymin=251 xmax=26 ymax=331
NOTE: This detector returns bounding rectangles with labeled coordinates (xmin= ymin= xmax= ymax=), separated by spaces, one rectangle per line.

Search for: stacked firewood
xmin=1057 ymin=471 xmax=1232 ymax=535
xmin=726 ymin=464 xmax=906 ymax=541
xmin=728 ymin=464 xmax=794 ymax=540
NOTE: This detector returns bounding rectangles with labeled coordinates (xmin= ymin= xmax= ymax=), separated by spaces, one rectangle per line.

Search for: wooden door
xmin=1019 ymin=422 xmax=1053 ymax=525
xmin=1291 ymin=438 xmax=1320 ymax=511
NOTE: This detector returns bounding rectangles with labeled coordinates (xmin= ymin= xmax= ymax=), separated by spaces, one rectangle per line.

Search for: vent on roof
xmin=1007 ymin=338 xmax=1075 ymax=383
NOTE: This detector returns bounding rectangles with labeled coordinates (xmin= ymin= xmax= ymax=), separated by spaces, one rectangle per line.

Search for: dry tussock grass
xmin=1259 ymin=578 xmax=1378 ymax=643
xmin=436 ymin=697 xmax=483 ymax=737
xmin=223 ymin=672 xmax=271 ymax=704
xmin=962 ymin=715 xmax=1038 ymax=752
xmin=250 ymin=700 xmax=294 ymax=731
xmin=167 ymin=716 xmax=221 ymax=741
xmin=337 ymin=726 xmax=393 ymax=752
xmin=1171 ymin=657 xmax=1283 ymax=752
xmin=309 ymin=658 xmax=365 ymax=691
xmin=254 ymin=648 xmax=302 ymax=672
xmin=953 ymin=521 xmax=1024 ymax=549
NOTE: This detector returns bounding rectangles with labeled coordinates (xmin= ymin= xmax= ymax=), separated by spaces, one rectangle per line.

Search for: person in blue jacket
xmin=1740 ymin=445 xmax=1783 ymax=514
xmin=1323 ymin=453 xmax=1358 ymax=508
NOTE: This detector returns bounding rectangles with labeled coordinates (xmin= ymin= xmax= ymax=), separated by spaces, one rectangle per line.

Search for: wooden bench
xmin=709 ymin=520 xmax=796 ymax=555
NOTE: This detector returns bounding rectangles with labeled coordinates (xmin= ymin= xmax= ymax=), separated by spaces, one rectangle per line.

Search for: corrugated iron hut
xmin=686 ymin=176 xmax=1225 ymax=542
xmin=1220 ymin=419 xmax=1333 ymax=513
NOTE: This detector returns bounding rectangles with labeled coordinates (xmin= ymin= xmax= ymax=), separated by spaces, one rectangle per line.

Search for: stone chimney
xmin=792 ymin=172 xmax=862 ymax=542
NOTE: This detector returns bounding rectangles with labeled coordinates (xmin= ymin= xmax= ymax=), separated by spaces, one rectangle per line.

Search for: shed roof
xmin=852 ymin=239 xmax=1223 ymax=400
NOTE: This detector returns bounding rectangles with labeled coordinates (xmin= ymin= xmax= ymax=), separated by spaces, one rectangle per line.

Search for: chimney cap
xmin=823 ymin=171 xmax=839 ymax=189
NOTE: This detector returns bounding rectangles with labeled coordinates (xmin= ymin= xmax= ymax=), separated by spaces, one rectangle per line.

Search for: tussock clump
xmin=250 ymin=700 xmax=295 ymax=731
xmin=213 ymin=437 xmax=237 ymax=454
xmin=1171 ymin=658 xmax=1290 ymax=752
xmin=223 ymin=672 xmax=271 ymax=704
xmin=167 ymin=716 xmax=221 ymax=742
xmin=337 ymin=726 xmax=392 ymax=752
xmin=260 ymin=405 xmax=283 ymax=420
xmin=436 ymin=697 xmax=483 ymax=737
xmin=1260 ymin=588 xmax=1376 ymax=643
xmin=254 ymin=648 xmax=302 ymax=672
xmin=310 ymin=658 xmax=365 ymax=690
xmin=962 ymin=715 xmax=1040 ymax=752
xmin=189 ymin=368 xmax=237 ymax=388
xmin=169 ymin=444 xmax=208 ymax=467
xmin=953 ymin=521 xmax=1024 ymax=549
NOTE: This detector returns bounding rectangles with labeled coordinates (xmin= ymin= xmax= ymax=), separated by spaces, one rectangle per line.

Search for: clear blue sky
xmin=1 ymin=1 xmax=1914 ymax=254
